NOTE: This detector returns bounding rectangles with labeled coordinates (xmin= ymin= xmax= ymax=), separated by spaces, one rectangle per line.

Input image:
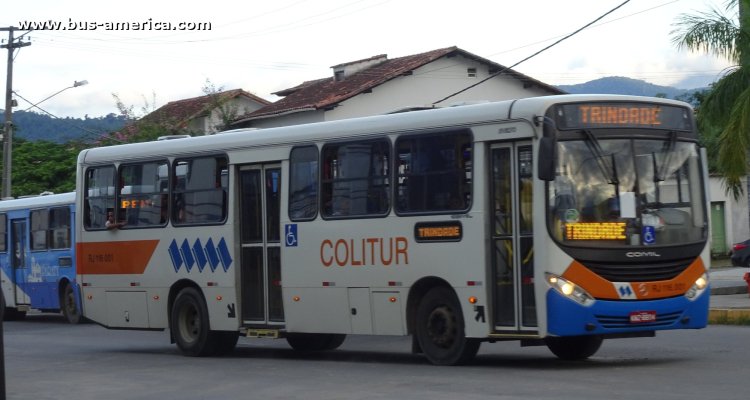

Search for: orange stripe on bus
xmin=562 ymin=261 xmax=619 ymax=299
xmin=77 ymin=240 xmax=159 ymax=275
xmin=562 ymin=258 xmax=707 ymax=300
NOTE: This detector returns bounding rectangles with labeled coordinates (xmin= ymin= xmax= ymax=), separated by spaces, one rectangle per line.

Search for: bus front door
xmin=11 ymin=219 xmax=30 ymax=306
xmin=489 ymin=143 xmax=536 ymax=332
xmin=238 ymin=164 xmax=284 ymax=327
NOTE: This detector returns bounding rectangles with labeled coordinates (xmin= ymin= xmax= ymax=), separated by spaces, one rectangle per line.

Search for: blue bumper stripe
xmin=546 ymin=289 xmax=709 ymax=336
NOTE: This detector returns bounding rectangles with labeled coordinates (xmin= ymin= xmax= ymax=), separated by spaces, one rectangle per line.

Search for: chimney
xmin=331 ymin=54 xmax=388 ymax=82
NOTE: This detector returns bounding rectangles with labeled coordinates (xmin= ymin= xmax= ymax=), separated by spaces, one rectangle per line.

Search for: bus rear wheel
xmin=415 ymin=287 xmax=479 ymax=366
xmin=61 ymin=282 xmax=82 ymax=324
xmin=171 ymin=287 xmax=228 ymax=357
xmin=286 ymin=333 xmax=347 ymax=351
xmin=545 ymin=335 xmax=603 ymax=360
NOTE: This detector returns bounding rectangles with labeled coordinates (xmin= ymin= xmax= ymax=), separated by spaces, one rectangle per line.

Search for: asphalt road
xmin=2 ymin=313 xmax=748 ymax=400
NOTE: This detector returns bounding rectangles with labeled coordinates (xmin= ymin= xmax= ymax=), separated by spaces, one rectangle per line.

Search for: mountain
xmin=0 ymin=110 xmax=128 ymax=143
xmin=557 ymin=76 xmax=707 ymax=100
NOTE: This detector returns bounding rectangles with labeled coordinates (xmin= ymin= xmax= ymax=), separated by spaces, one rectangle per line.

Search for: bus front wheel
xmin=171 ymin=287 xmax=221 ymax=356
xmin=415 ymin=287 xmax=479 ymax=366
xmin=545 ymin=335 xmax=603 ymax=360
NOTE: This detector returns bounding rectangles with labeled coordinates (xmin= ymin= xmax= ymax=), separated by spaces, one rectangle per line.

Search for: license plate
xmin=629 ymin=311 xmax=657 ymax=323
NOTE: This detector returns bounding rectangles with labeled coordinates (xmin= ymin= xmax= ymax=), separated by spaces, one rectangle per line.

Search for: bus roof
xmin=0 ymin=192 xmax=75 ymax=211
xmin=78 ymin=94 xmax=692 ymax=165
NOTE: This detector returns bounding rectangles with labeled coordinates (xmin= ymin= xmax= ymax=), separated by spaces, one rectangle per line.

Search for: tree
xmin=6 ymin=139 xmax=82 ymax=197
xmin=672 ymin=0 xmax=750 ymax=198
xmin=99 ymin=92 xmax=179 ymax=145
xmin=202 ymin=79 xmax=243 ymax=132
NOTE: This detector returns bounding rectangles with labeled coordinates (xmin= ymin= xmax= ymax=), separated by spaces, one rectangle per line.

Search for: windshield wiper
xmin=582 ymin=129 xmax=619 ymax=185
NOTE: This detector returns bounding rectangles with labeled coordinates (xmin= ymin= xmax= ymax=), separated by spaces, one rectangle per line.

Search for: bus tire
xmin=545 ymin=335 xmax=603 ymax=360
xmin=61 ymin=282 xmax=82 ymax=324
xmin=213 ymin=331 xmax=240 ymax=355
xmin=286 ymin=333 xmax=347 ymax=351
xmin=171 ymin=287 xmax=217 ymax=357
xmin=415 ymin=286 xmax=480 ymax=366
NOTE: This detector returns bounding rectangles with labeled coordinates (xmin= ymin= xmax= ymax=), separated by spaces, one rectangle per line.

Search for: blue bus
xmin=0 ymin=192 xmax=82 ymax=323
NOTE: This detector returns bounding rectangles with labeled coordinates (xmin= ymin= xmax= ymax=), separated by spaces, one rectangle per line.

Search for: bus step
xmin=246 ymin=329 xmax=280 ymax=338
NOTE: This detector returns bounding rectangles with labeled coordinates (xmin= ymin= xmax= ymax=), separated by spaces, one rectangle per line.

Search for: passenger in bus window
xmin=105 ymin=210 xmax=125 ymax=230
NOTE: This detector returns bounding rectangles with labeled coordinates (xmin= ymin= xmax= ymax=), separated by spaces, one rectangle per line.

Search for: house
xmin=231 ymin=46 xmax=564 ymax=129
xmin=708 ymin=176 xmax=750 ymax=257
xmin=120 ymin=89 xmax=270 ymax=139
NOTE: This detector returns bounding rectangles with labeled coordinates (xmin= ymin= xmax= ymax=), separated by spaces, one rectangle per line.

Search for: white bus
xmin=76 ymin=95 xmax=710 ymax=365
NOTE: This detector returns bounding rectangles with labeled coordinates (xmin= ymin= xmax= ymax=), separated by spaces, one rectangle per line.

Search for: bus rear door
xmin=489 ymin=142 xmax=537 ymax=333
xmin=238 ymin=163 xmax=284 ymax=327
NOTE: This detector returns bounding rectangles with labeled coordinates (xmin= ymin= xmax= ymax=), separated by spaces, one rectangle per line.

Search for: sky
xmin=1 ymin=0 xmax=737 ymax=119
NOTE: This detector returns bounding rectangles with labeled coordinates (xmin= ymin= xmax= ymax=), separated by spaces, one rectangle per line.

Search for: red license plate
xmin=629 ymin=311 xmax=657 ymax=323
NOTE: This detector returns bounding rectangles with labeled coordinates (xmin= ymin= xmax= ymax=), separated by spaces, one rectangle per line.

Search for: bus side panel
xmin=284 ymin=287 xmax=352 ymax=333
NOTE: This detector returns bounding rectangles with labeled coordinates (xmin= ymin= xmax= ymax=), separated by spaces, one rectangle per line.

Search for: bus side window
xmin=85 ymin=166 xmax=116 ymax=230
xmin=172 ymin=156 xmax=227 ymax=225
xmin=119 ymin=161 xmax=169 ymax=227
xmin=321 ymin=139 xmax=390 ymax=218
xmin=396 ymin=130 xmax=471 ymax=214
xmin=30 ymin=209 xmax=48 ymax=250
xmin=289 ymin=146 xmax=318 ymax=221
xmin=49 ymin=206 xmax=71 ymax=249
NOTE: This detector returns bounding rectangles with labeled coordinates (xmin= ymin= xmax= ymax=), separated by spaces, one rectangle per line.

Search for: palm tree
xmin=672 ymin=0 xmax=750 ymax=198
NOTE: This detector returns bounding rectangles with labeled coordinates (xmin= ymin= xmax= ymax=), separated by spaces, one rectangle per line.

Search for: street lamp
xmin=24 ymin=80 xmax=88 ymax=112
xmin=2 ymin=79 xmax=88 ymax=198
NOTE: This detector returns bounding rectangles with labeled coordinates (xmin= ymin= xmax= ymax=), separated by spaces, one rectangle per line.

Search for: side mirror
xmin=538 ymin=136 xmax=556 ymax=181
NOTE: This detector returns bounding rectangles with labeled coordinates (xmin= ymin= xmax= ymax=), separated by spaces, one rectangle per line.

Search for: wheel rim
xmin=178 ymin=303 xmax=200 ymax=344
xmin=426 ymin=305 xmax=457 ymax=349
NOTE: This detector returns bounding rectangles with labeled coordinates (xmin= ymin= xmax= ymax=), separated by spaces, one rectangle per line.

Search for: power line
xmin=432 ymin=0 xmax=632 ymax=105
xmin=12 ymin=91 xmax=125 ymax=143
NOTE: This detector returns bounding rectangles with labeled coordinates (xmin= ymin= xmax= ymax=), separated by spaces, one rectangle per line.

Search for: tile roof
xmin=143 ymin=89 xmax=270 ymax=128
xmin=234 ymin=46 xmax=563 ymax=124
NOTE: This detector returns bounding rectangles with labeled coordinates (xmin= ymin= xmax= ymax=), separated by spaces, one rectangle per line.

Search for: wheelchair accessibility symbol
xmin=285 ymin=224 xmax=298 ymax=247
xmin=642 ymin=225 xmax=656 ymax=245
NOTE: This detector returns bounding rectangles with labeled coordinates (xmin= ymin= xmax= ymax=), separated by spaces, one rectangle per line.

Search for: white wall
xmin=327 ymin=55 xmax=552 ymax=121
xmin=250 ymin=54 xmax=554 ymax=128
xmin=708 ymin=175 xmax=750 ymax=254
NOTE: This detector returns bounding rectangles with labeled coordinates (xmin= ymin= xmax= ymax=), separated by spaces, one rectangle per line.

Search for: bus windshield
xmin=548 ymin=136 xmax=706 ymax=247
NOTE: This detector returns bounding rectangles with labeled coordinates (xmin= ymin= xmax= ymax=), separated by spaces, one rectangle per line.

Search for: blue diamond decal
xmin=193 ymin=238 xmax=207 ymax=272
xmin=181 ymin=239 xmax=195 ymax=272
xmin=168 ymin=239 xmax=183 ymax=273
xmin=205 ymin=238 xmax=220 ymax=272
xmin=217 ymin=238 xmax=232 ymax=272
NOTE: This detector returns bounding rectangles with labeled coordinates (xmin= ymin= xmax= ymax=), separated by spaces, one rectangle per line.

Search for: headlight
xmin=546 ymin=273 xmax=594 ymax=306
xmin=685 ymin=273 xmax=709 ymax=300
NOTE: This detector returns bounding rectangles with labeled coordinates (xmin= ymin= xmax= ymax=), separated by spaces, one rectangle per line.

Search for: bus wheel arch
xmin=406 ymin=277 xmax=451 ymax=336
xmin=170 ymin=284 xmax=215 ymax=356
xmin=58 ymin=279 xmax=82 ymax=324
xmin=168 ymin=281 xmax=238 ymax=357
xmin=408 ymin=279 xmax=480 ymax=365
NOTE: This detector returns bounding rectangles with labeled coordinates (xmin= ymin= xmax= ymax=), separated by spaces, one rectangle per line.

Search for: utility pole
xmin=1 ymin=26 xmax=31 ymax=199
xmin=0 ymin=25 xmax=30 ymax=400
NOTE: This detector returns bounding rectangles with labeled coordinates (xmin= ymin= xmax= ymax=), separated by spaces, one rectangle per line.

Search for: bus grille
xmin=582 ymin=258 xmax=693 ymax=282
xmin=595 ymin=311 xmax=682 ymax=329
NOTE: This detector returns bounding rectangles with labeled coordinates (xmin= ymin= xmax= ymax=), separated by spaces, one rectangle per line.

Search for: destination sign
xmin=414 ymin=221 xmax=463 ymax=242
xmin=565 ymin=222 xmax=627 ymax=241
xmin=553 ymin=102 xmax=691 ymax=131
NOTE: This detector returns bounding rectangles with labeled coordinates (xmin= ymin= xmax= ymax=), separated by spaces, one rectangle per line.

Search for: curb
xmin=708 ymin=308 xmax=750 ymax=324
xmin=710 ymin=286 xmax=749 ymax=295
